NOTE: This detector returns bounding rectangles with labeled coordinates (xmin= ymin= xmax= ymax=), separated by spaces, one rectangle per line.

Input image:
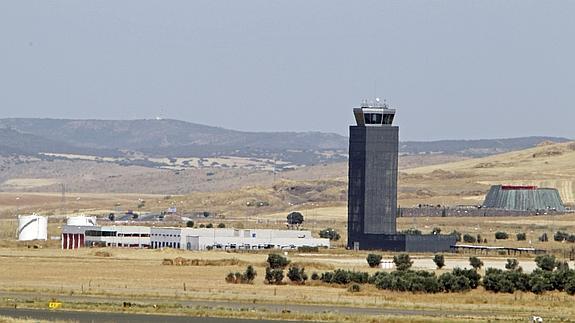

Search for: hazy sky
xmin=1 ymin=1 xmax=573 ymax=140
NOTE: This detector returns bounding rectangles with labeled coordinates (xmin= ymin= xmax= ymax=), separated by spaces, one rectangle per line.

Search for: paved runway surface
xmin=0 ymin=307 xmax=291 ymax=323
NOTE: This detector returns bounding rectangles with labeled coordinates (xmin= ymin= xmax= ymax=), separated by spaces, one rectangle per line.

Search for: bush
xmin=267 ymin=254 xmax=290 ymax=269
xmin=206 ymin=223 xmax=214 ymax=228
xmin=476 ymin=234 xmax=482 ymax=244
xmin=566 ymin=277 xmax=575 ymax=295
xmin=452 ymin=267 xmax=481 ymax=289
xmin=554 ymin=231 xmax=570 ymax=242
xmin=495 ymin=231 xmax=509 ymax=240
xmin=186 ymin=220 xmax=194 ymax=228
xmin=287 ymin=266 xmax=308 ymax=284
xmin=242 ymin=265 xmax=257 ymax=283
xmin=393 ymin=254 xmax=413 ymax=271
xmin=348 ymin=284 xmax=361 ymax=293
xmin=199 ymin=224 xmax=205 ymax=228
xmin=265 ymin=267 xmax=284 ymax=285
xmin=515 ymin=232 xmax=526 ymax=241
xmin=320 ymin=270 xmax=369 ymax=285
xmin=298 ymin=246 xmax=319 ymax=253
xmin=505 ymin=259 xmax=520 ymax=271
xmin=451 ymin=230 xmax=462 ymax=242
xmin=535 ymin=255 xmax=556 ymax=271
xmin=539 ymin=233 xmax=549 ymax=242
xmin=320 ymin=271 xmax=334 ymax=283
xmin=217 ymin=223 xmax=226 ymax=228
xmin=431 ymin=227 xmax=442 ymax=235
xmin=529 ymin=270 xmax=554 ymax=294
xmin=439 ymin=272 xmax=471 ymax=292
xmin=311 ymin=272 xmax=320 ymax=281
xmin=463 ymin=234 xmax=476 ymax=243
xmin=226 ymin=266 xmax=257 ymax=284
xmin=225 ymin=272 xmax=236 ymax=283
xmin=374 ymin=270 xmax=441 ymax=293
xmin=366 ymin=254 xmax=383 ymax=268
xmin=319 ymin=228 xmax=340 ymax=241
xmin=402 ymin=228 xmax=422 ymax=235
xmin=433 ymin=254 xmax=445 ymax=269
xmin=286 ymin=212 xmax=304 ymax=228
xmin=369 ymin=271 xmax=388 ymax=284
xmin=469 ymin=256 xmax=484 ymax=270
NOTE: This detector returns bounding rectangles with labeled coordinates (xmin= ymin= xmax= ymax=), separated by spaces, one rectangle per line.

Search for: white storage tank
xmin=67 ymin=215 xmax=97 ymax=226
xmin=17 ymin=215 xmax=48 ymax=241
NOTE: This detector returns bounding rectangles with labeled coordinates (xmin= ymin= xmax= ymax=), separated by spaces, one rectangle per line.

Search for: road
xmin=0 ymin=290 xmax=532 ymax=321
xmin=0 ymin=307 xmax=289 ymax=323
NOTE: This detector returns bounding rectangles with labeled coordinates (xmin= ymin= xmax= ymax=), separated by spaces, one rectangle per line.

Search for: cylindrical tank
xmin=66 ymin=215 xmax=97 ymax=226
xmin=17 ymin=215 xmax=48 ymax=241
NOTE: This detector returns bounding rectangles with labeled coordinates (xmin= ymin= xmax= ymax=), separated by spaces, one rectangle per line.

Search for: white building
xmin=62 ymin=225 xmax=151 ymax=249
xmin=150 ymin=227 xmax=329 ymax=251
xmin=62 ymin=225 xmax=329 ymax=250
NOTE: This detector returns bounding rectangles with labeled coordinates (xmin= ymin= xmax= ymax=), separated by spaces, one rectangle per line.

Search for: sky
xmin=0 ymin=1 xmax=573 ymax=141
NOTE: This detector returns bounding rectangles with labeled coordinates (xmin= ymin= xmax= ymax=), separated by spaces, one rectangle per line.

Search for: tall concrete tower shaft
xmin=347 ymin=100 xmax=398 ymax=249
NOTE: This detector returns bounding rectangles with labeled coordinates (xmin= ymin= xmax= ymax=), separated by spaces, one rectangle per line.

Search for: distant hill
xmin=0 ymin=118 xmax=348 ymax=165
xmin=400 ymin=137 xmax=572 ymax=157
xmin=0 ymin=118 xmax=569 ymax=166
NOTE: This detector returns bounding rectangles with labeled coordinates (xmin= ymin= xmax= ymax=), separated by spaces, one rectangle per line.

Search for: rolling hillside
xmin=403 ymin=141 xmax=575 ymax=204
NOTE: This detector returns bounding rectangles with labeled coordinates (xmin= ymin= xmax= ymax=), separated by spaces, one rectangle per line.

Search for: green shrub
xmin=348 ymin=284 xmax=361 ymax=293
xmin=366 ymin=254 xmax=383 ymax=268
xmin=206 ymin=223 xmax=214 ymax=228
xmin=242 ymin=265 xmax=257 ymax=283
xmin=393 ymin=253 xmax=413 ymax=271
xmin=402 ymin=228 xmax=422 ymax=235
xmin=463 ymin=234 xmax=476 ymax=243
xmin=431 ymin=227 xmax=442 ymax=235
xmin=469 ymin=256 xmax=483 ymax=270
xmin=217 ymin=223 xmax=226 ymax=228
xmin=287 ymin=266 xmax=308 ymax=284
xmin=452 ymin=267 xmax=480 ymax=289
xmin=369 ymin=271 xmax=389 ymax=285
xmin=554 ymin=231 xmax=570 ymax=242
xmin=516 ymin=232 xmax=526 ymax=241
xmin=186 ymin=220 xmax=194 ymax=228
xmin=439 ymin=272 xmax=471 ymax=292
xmin=539 ymin=233 xmax=549 ymax=242
xmin=267 ymin=254 xmax=290 ymax=269
xmin=495 ymin=231 xmax=509 ymax=240
xmin=535 ymin=255 xmax=556 ymax=271
xmin=319 ymin=228 xmax=340 ymax=241
xmin=374 ymin=270 xmax=441 ymax=293
xmin=265 ymin=267 xmax=284 ymax=285
xmin=433 ymin=254 xmax=445 ymax=269
xmin=529 ymin=270 xmax=554 ymax=294
xmin=505 ymin=259 xmax=520 ymax=271
xmin=331 ymin=269 xmax=351 ymax=285
xmin=311 ymin=272 xmax=320 ymax=281
xmin=565 ymin=277 xmax=575 ymax=295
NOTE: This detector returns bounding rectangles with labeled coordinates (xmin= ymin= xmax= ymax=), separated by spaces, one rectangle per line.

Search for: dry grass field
xmin=0 ymin=247 xmax=573 ymax=321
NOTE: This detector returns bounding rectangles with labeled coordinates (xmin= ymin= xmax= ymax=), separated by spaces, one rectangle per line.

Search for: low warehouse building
xmin=62 ymin=225 xmax=329 ymax=250
xmin=151 ymin=228 xmax=328 ymax=250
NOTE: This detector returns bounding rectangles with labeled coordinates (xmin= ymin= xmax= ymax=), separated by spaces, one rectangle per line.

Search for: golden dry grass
xmin=0 ymin=247 xmax=574 ymax=322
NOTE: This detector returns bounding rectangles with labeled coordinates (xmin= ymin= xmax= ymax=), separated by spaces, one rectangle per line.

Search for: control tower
xmin=347 ymin=99 xmax=457 ymax=252
xmin=347 ymin=99 xmax=398 ymax=249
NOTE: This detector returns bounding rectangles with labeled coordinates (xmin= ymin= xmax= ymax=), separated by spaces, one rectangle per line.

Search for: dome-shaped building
xmin=482 ymin=185 xmax=565 ymax=211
